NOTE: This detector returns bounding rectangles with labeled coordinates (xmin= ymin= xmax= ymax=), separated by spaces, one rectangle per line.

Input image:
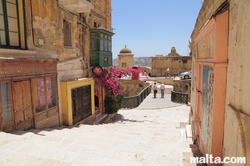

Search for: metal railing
xmin=121 ymin=85 xmax=152 ymax=108
xmin=171 ymin=90 xmax=188 ymax=104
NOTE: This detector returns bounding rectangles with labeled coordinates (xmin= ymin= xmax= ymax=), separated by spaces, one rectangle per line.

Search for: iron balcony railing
xmin=171 ymin=90 xmax=188 ymax=104
xmin=121 ymin=85 xmax=152 ymax=108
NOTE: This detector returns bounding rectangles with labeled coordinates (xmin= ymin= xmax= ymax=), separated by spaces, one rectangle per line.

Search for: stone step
xmin=100 ymin=113 xmax=118 ymax=124
xmin=182 ymin=144 xmax=207 ymax=166
xmin=186 ymin=125 xmax=192 ymax=138
xmin=85 ymin=113 xmax=107 ymax=125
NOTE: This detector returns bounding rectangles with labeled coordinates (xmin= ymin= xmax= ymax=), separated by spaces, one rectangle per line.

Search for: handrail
xmin=171 ymin=90 xmax=188 ymax=104
xmin=121 ymin=85 xmax=152 ymax=108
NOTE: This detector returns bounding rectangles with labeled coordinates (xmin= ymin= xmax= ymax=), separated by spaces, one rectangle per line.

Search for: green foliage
xmin=104 ymin=94 xmax=124 ymax=114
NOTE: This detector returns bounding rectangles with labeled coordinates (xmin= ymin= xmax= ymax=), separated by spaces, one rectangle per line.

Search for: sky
xmin=112 ymin=0 xmax=203 ymax=58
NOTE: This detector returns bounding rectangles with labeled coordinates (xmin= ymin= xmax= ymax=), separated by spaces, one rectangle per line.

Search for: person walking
xmin=160 ymin=84 xmax=165 ymax=98
xmin=153 ymin=82 xmax=158 ymax=98
xmin=166 ymin=67 xmax=170 ymax=78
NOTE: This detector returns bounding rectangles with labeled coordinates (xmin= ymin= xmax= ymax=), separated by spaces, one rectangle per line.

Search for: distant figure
xmin=160 ymin=84 xmax=165 ymax=98
xmin=153 ymin=82 xmax=158 ymax=98
xmin=166 ymin=67 xmax=170 ymax=77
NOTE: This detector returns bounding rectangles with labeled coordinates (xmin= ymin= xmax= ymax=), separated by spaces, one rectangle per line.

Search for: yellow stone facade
xmin=118 ymin=46 xmax=134 ymax=68
xmin=151 ymin=47 xmax=192 ymax=77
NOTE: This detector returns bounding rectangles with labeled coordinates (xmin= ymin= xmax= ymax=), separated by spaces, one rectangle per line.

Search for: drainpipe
xmin=30 ymin=0 xmax=41 ymax=47
xmin=79 ymin=13 xmax=90 ymax=77
xmin=80 ymin=58 xmax=89 ymax=77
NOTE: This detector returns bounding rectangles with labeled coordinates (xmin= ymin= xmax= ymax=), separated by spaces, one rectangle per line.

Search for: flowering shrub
xmin=104 ymin=95 xmax=124 ymax=114
xmin=95 ymin=66 xmax=128 ymax=95
xmin=94 ymin=66 xmax=146 ymax=113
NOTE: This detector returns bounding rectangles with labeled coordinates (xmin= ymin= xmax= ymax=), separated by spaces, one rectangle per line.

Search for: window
xmin=108 ymin=36 xmax=111 ymax=51
xmin=122 ymin=62 xmax=126 ymax=67
xmin=182 ymin=59 xmax=187 ymax=63
xmin=63 ymin=20 xmax=72 ymax=47
xmin=0 ymin=82 xmax=13 ymax=123
xmin=98 ymin=33 xmax=111 ymax=52
xmin=90 ymin=29 xmax=113 ymax=52
xmin=89 ymin=28 xmax=114 ymax=67
xmin=32 ymin=76 xmax=57 ymax=113
xmin=0 ymin=0 xmax=26 ymax=49
xmin=94 ymin=22 xmax=100 ymax=28
xmin=104 ymin=56 xmax=108 ymax=64
xmin=91 ymin=33 xmax=97 ymax=50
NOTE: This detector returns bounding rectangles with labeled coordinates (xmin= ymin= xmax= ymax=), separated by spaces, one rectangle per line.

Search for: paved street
xmin=0 ymin=93 xmax=194 ymax=166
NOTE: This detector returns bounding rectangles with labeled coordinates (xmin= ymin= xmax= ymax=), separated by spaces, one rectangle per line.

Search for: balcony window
xmin=89 ymin=28 xmax=114 ymax=67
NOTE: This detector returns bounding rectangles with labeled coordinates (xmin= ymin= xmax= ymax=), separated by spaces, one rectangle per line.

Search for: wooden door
xmin=13 ymin=80 xmax=34 ymax=130
xmin=72 ymin=85 xmax=91 ymax=124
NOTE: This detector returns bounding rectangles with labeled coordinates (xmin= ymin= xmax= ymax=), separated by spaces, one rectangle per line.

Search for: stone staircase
xmin=182 ymin=125 xmax=207 ymax=166
xmin=182 ymin=143 xmax=207 ymax=166
xmin=83 ymin=112 xmax=108 ymax=125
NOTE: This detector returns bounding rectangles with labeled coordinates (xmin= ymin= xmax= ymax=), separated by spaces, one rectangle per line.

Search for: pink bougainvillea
xmin=95 ymin=66 xmax=146 ymax=96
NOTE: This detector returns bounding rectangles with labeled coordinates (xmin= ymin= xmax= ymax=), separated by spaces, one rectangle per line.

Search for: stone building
xmin=118 ymin=45 xmax=134 ymax=68
xmin=0 ymin=0 xmax=113 ymax=132
xmin=173 ymin=80 xmax=191 ymax=102
xmin=190 ymin=0 xmax=250 ymax=165
xmin=151 ymin=47 xmax=192 ymax=77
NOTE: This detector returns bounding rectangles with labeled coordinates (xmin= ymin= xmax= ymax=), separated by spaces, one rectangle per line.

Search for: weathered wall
xmin=26 ymin=0 xmax=81 ymax=61
xmin=88 ymin=0 xmax=112 ymax=31
xmin=25 ymin=0 xmax=112 ymax=65
xmin=121 ymin=80 xmax=150 ymax=97
xmin=24 ymin=0 xmax=112 ymax=126
xmin=173 ymin=80 xmax=191 ymax=101
xmin=191 ymin=0 xmax=250 ymax=164
xmin=190 ymin=0 xmax=226 ymax=147
xmin=223 ymin=0 xmax=250 ymax=164
xmin=151 ymin=56 xmax=192 ymax=77
xmin=86 ymin=0 xmax=112 ymax=63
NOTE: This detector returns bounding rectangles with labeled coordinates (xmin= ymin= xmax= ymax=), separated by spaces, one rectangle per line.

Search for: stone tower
xmin=118 ymin=45 xmax=134 ymax=68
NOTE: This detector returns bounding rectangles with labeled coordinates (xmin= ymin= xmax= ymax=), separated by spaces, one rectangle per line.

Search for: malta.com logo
xmin=190 ymin=154 xmax=246 ymax=164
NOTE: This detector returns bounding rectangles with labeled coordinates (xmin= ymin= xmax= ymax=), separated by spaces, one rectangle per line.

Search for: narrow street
xmin=0 ymin=93 xmax=196 ymax=166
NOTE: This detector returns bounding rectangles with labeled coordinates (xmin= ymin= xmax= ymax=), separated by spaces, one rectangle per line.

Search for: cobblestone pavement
xmin=0 ymin=93 xmax=193 ymax=166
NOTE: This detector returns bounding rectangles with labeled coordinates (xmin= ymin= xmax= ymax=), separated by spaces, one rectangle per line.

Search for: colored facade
xmin=0 ymin=0 xmax=113 ymax=132
xmin=190 ymin=0 xmax=250 ymax=165
xmin=151 ymin=47 xmax=192 ymax=77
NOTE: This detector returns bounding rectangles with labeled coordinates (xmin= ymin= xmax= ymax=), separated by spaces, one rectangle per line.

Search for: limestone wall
xmin=26 ymin=0 xmax=81 ymax=61
xmin=190 ymin=0 xmax=250 ymax=163
xmin=118 ymin=54 xmax=134 ymax=68
xmin=151 ymin=56 xmax=192 ymax=77
xmin=121 ymin=80 xmax=150 ymax=97
xmin=224 ymin=0 xmax=250 ymax=163
xmin=173 ymin=80 xmax=191 ymax=101
xmin=24 ymin=0 xmax=112 ymax=126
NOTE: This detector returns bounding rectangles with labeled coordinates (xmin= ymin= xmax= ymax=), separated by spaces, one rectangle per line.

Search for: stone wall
xmin=118 ymin=54 xmax=134 ymax=68
xmin=224 ymin=0 xmax=250 ymax=163
xmin=151 ymin=56 xmax=192 ymax=77
xmin=24 ymin=0 xmax=112 ymax=126
xmin=121 ymin=80 xmax=150 ymax=97
xmin=173 ymin=80 xmax=191 ymax=101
